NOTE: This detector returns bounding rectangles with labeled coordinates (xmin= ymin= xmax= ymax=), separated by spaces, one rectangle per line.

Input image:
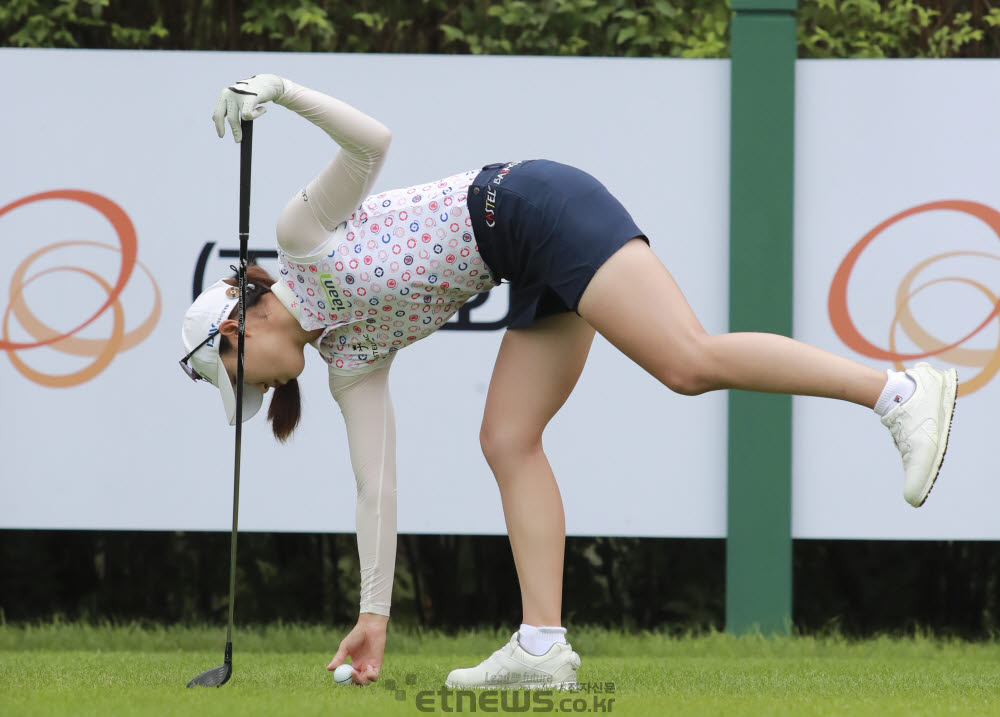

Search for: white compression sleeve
xmin=274 ymin=77 xmax=392 ymax=258
xmin=328 ymin=356 xmax=397 ymax=617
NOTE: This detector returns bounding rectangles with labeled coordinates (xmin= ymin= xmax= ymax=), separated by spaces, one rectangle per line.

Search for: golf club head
xmin=186 ymin=642 xmax=233 ymax=688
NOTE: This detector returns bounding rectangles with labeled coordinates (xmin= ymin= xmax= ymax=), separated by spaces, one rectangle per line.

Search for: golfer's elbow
xmin=370 ymin=124 xmax=391 ymax=156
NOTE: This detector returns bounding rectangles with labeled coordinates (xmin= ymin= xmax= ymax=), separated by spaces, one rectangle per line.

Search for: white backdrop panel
xmin=0 ymin=49 xmax=730 ymax=536
xmin=793 ymin=60 xmax=1000 ymax=539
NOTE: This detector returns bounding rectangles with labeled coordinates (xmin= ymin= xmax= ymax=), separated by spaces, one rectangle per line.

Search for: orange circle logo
xmin=829 ymin=200 xmax=1000 ymax=396
xmin=0 ymin=190 xmax=161 ymax=387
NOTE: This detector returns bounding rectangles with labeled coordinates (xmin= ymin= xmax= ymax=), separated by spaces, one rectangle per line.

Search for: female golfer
xmin=181 ymin=74 xmax=958 ymax=689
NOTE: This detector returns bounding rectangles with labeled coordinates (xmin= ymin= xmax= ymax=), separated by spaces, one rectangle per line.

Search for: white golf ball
xmin=333 ymin=664 xmax=354 ymax=684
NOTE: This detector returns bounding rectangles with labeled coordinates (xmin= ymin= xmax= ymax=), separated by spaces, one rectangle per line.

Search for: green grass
xmin=2 ymin=622 xmax=1000 ymax=716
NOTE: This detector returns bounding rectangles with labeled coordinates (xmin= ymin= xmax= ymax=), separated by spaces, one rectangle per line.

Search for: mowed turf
xmin=2 ymin=623 xmax=1000 ymax=716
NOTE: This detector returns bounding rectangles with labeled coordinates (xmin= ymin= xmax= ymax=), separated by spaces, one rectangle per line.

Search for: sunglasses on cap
xmin=178 ymin=330 xmax=218 ymax=382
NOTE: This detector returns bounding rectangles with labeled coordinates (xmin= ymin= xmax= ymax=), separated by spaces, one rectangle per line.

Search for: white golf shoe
xmin=444 ymin=632 xmax=581 ymax=690
xmin=881 ymin=362 xmax=958 ymax=507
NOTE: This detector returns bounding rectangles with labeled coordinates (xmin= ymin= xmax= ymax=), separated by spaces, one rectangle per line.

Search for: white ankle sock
xmin=874 ymin=369 xmax=917 ymax=417
xmin=517 ymin=623 xmax=567 ymax=656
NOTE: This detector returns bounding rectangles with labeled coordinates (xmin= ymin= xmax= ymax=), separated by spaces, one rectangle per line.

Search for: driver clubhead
xmin=187 ymin=641 xmax=233 ymax=688
xmin=186 ymin=662 xmax=232 ymax=688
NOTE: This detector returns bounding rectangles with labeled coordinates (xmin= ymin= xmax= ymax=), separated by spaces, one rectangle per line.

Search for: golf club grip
xmin=239 ymin=119 xmax=253 ymax=237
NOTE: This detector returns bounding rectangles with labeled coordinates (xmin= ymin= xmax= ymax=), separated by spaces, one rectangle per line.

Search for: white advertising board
xmin=793 ymin=60 xmax=1000 ymax=539
xmin=0 ymin=49 xmax=731 ymax=536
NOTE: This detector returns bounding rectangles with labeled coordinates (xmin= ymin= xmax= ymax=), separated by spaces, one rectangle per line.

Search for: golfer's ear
xmin=218 ymin=319 xmax=240 ymax=340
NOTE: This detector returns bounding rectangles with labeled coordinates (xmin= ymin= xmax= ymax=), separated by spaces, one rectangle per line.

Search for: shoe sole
xmin=911 ymin=368 xmax=958 ymax=508
xmin=444 ymin=680 xmax=579 ymax=691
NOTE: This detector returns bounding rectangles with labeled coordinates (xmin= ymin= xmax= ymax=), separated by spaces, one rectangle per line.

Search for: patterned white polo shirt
xmin=272 ymin=168 xmax=499 ymax=375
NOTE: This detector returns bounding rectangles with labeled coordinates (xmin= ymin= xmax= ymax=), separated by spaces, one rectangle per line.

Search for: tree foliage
xmin=2 ymin=0 xmax=999 ymax=57
xmin=798 ymin=0 xmax=1000 ymax=57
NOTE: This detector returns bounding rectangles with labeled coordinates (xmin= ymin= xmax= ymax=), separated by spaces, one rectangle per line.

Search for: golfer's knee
xmin=480 ymin=417 xmax=543 ymax=471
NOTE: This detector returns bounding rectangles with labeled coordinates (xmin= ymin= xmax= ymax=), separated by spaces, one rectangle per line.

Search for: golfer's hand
xmin=212 ymin=74 xmax=285 ymax=143
xmin=327 ymin=613 xmax=388 ymax=686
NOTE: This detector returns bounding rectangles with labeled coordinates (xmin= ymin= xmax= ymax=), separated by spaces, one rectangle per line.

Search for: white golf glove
xmin=212 ymin=74 xmax=286 ymax=142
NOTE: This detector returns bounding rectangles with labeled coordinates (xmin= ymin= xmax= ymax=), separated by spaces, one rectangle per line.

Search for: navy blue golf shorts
xmin=467 ymin=159 xmax=649 ymax=329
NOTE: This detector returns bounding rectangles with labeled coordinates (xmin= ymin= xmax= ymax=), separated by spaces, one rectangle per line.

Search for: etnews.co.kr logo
xmin=0 ymin=190 xmax=160 ymax=387
xmin=830 ymin=200 xmax=999 ymax=396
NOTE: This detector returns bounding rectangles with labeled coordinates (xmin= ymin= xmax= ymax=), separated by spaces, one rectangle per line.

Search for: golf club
xmin=187 ymin=117 xmax=253 ymax=688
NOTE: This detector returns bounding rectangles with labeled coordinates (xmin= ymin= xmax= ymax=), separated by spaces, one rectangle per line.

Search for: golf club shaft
xmin=227 ymin=118 xmax=253 ymax=645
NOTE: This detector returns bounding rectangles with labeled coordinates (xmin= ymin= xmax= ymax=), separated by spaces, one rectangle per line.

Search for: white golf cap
xmin=181 ymin=278 xmax=264 ymax=425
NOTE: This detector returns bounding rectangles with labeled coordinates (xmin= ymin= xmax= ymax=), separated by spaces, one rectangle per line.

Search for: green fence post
xmin=726 ymin=0 xmax=798 ymax=635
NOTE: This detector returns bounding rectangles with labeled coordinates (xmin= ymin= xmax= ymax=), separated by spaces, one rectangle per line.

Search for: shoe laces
xmin=490 ymin=632 xmax=518 ymax=660
xmin=888 ymin=418 xmax=913 ymax=455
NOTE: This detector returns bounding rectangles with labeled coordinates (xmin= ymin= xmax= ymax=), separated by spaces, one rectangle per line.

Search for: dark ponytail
xmin=268 ymin=379 xmax=301 ymax=443
xmin=219 ymin=263 xmax=303 ymax=443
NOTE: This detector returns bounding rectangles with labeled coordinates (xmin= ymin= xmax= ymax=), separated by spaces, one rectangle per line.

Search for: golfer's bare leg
xmin=577 ymin=237 xmax=886 ymax=406
xmin=480 ymin=311 xmax=595 ymax=628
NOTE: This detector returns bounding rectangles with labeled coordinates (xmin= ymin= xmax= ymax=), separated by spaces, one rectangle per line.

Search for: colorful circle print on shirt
xmin=276 ymin=168 xmax=499 ymax=375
